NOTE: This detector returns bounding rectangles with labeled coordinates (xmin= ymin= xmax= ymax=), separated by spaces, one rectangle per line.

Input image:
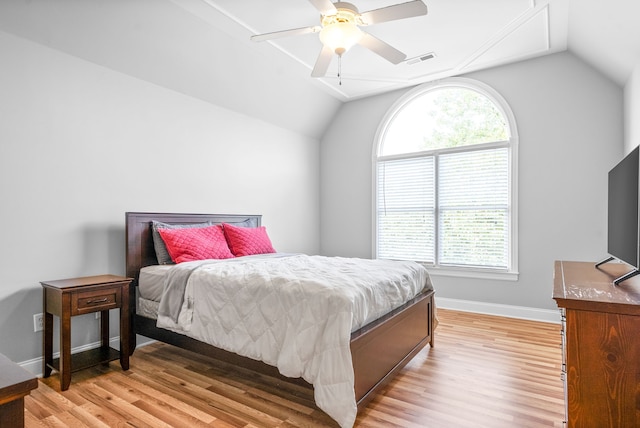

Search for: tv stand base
xmin=594 ymin=256 xmax=640 ymax=285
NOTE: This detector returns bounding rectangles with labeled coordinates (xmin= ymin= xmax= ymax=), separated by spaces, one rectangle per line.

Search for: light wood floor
xmin=25 ymin=309 xmax=565 ymax=427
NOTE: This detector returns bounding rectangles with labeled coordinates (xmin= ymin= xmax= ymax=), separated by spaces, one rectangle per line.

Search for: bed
xmin=125 ymin=212 xmax=435 ymax=427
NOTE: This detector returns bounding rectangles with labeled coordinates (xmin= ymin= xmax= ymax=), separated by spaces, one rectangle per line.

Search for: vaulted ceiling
xmin=172 ymin=0 xmax=640 ymax=100
xmin=198 ymin=0 xmax=568 ymax=100
xmin=1 ymin=0 xmax=639 ymax=139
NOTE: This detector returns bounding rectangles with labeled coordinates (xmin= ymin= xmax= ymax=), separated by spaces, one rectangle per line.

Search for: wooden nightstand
xmin=41 ymin=275 xmax=132 ymax=391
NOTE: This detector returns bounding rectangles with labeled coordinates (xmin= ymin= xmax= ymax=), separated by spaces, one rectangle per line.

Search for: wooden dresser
xmin=0 ymin=352 xmax=38 ymax=428
xmin=553 ymin=260 xmax=640 ymax=428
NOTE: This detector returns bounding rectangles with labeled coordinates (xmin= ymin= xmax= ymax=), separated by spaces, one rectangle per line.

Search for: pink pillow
xmin=158 ymin=224 xmax=233 ymax=263
xmin=223 ymin=223 xmax=276 ymax=257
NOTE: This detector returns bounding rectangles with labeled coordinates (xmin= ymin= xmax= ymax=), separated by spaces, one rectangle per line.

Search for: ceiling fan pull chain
xmin=338 ymin=55 xmax=342 ymax=86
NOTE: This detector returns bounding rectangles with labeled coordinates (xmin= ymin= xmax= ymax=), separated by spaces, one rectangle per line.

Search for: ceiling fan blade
xmin=308 ymin=0 xmax=337 ymax=15
xmin=360 ymin=0 xmax=428 ymax=25
xmin=251 ymin=26 xmax=321 ymax=42
xmin=311 ymin=46 xmax=334 ymax=77
xmin=359 ymin=32 xmax=406 ymax=64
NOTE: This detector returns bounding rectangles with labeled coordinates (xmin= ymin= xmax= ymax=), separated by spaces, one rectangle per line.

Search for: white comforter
xmin=156 ymin=254 xmax=432 ymax=427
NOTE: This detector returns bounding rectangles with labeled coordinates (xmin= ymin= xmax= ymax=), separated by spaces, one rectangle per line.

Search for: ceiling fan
xmin=250 ymin=0 xmax=428 ymax=78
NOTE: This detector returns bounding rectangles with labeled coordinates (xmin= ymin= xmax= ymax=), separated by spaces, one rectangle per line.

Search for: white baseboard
xmin=20 ymin=301 xmax=558 ymax=373
xmin=18 ymin=337 xmax=159 ymax=376
xmin=436 ymin=297 xmax=561 ymax=324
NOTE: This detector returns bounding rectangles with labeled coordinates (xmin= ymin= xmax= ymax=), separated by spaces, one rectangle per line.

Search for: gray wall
xmin=625 ymin=62 xmax=640 ymax=153
xmin=0 ymin=30 xmax=321 ymax=364
xmin=320 ymin=51 xmax=623 ymax=311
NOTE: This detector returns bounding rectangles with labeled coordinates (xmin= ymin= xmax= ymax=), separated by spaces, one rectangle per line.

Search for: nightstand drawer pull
xmin=74 ymin=292 xmax=118 ymax=314
xmin=87 ymin=298 xmax=109 ymax=305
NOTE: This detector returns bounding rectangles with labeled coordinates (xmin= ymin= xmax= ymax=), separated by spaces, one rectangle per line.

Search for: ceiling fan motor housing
xmin=321 ymin=3 xmax=361 ymax=26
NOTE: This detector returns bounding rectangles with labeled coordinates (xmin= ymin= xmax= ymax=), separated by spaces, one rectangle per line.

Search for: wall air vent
xmin=406 ymin=52 xmax=436 ymax=65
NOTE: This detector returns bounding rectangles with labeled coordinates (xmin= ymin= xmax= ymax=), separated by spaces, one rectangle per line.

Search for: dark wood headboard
xmin=125 ymin=212 xmax=262 ymax=286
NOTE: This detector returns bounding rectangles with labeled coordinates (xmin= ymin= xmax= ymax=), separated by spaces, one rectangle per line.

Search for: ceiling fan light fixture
xmin=319 ymin=21 xmax=363 ymax=56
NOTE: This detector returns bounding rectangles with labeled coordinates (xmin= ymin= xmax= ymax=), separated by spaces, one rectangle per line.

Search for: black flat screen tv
xmin=596 ymin=146 xmax=640 ymax=284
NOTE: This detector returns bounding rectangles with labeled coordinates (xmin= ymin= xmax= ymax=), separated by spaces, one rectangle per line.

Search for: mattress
xmin=137 ymin=265 xmax=173 ymax=319
xmin=137 ymin=296 xmax=160 ymax=319
xmin=138 ymin=264 xmax=172 ymax=302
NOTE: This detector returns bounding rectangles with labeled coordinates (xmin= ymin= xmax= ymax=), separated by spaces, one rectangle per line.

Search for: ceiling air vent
xmin=406 ymin=52 xmax=436 ymax=65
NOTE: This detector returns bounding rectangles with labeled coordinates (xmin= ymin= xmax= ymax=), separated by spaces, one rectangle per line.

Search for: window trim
xmin=372 ymin=77 xmax=519 ymax=281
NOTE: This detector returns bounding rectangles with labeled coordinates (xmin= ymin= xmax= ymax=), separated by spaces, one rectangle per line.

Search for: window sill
xmin=421 ymin=265 xmax=519 ymax=281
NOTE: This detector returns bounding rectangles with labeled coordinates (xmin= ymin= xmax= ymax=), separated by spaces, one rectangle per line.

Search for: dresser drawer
xmin=71 ymin=287 xmax=121 ymax=315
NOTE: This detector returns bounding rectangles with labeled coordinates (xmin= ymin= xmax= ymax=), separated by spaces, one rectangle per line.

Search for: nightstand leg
xmin=59 ymin=295 xmax=72 ymax=391
xmin=100 ymin=310 xmax=109 ymax=348
xmin=120 ymin=283 xmax=130 ymax=370
xmin=42 ymin=312 xmax=53 ymax=378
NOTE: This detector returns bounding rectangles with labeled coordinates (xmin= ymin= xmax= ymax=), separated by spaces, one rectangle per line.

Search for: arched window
xmin=374 ymin=78 xmax=518 ymax=278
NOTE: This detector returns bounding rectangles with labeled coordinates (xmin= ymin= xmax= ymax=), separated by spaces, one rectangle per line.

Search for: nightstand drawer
xmin=72 ymin=287 xmax=120 ymax=315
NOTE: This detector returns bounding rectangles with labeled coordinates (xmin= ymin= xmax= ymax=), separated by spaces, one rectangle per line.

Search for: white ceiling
xmin=1 ymin=0 xmax=639 ymax=138
xmin=180 ymin=0 xmax=570 ymax=100
xmin=567 ymin=0 xmax=640 ymax=87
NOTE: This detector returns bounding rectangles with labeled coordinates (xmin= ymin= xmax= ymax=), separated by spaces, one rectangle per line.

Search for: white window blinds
xmin=377 ymin=147 xmax=510 ymax=269
xmin=438 ymin=148 xmax=509 ymax=268
xmin=376 ymin=157 xmax=435 ymax=262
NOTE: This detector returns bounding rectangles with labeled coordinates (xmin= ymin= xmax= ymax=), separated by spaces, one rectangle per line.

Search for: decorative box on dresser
xmin=553 ymin=260 xmax=640 ymax=428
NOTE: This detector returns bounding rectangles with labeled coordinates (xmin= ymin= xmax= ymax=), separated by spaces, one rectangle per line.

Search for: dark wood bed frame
xmin=125 ymin=212 xmax=435 ymax=412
